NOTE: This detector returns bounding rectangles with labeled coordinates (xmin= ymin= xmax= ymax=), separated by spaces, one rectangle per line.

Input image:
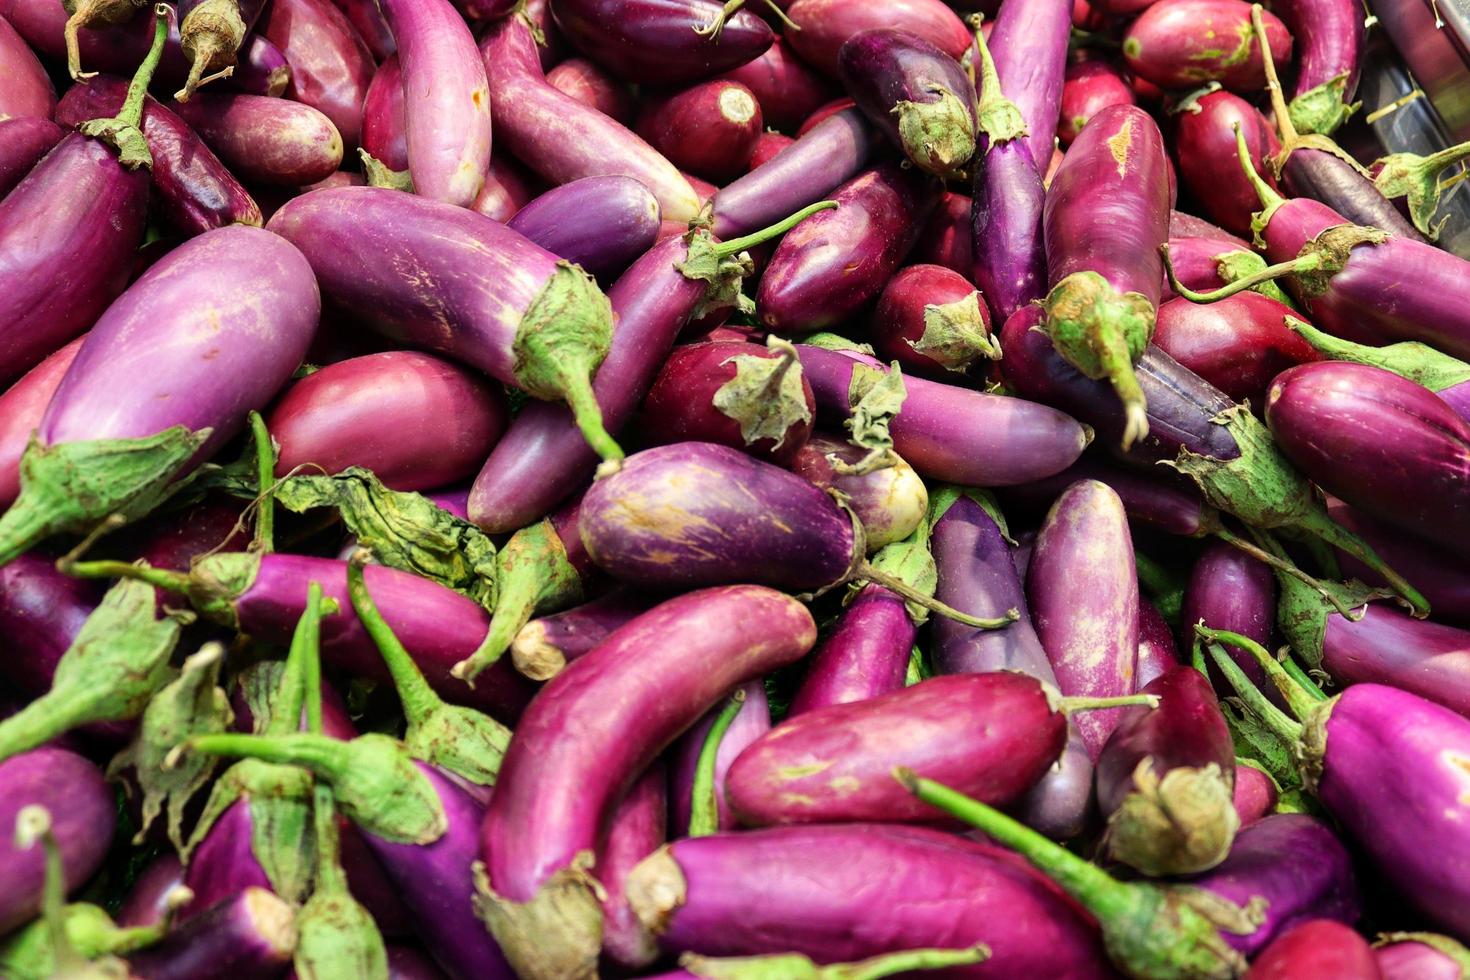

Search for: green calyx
xmin=688 ymin=688 xmax=747 ymax=837
xmin=856 ymin=493 xmax=940 ymax=624
xmin=472 ymin=854 xmax=604 ymax=980
xmin=897 ymin=772 xmax=1254 ymax=979
xmin=293 ymin=784 xmax=389 ymax=980
xmin=109 ymin=643 xmax=232 ymax=851
xmin=1371 ymin=140 xmax=1470 ymax=239
xmin=348 ymin=554 xmax=509 ymax=786
xmin=677 ymin=201 xmax=840 ymax=320
xmin=186 ymin=758 xmax=316 ymax=904
xmin=0 ymin=425 xmax=212 ymax=566
xmin=895 ymin=87 xmax=977 ymax=179
xmin=77 ymin=4 xmax=170 ymax=166
xmin=1104 ymin=760 xmax=1240 ymax=877
xmin=676 ymin=945 xmax=990 ymax=979
xmin=1042 ymin=271 xmax=1155 ymax=449
xmin=1211 ymin=250 xmax=1294 ymax=307
xmin=358 ymin=148 xmax=414 ymax=192
xmin=512 ymin=261 xmax=621 ymax=465
xmin=911 ymin=291 xmax=1000 ymax=373
xmin=1275 ymin=570 xmax=1387 ymax=670
xmin=802 ymin=333 xmax=874 ymax=355
xmin=1287 ymin=73 xmax=1359 ymax=138
xmin=713 ymin=336 xmax=814 ymax=451
xmin=0 ymin=576 xmax=181 ymax=763
xmin=971 ymin=15 xmax=1028 ymax=147
xmin=176 ymin=0 xmax=246 ymax=101
xmin=1287 ymin=315 xmax=1470 ymax=392
xmin=840 ymin=361 xmax=908 ymax=475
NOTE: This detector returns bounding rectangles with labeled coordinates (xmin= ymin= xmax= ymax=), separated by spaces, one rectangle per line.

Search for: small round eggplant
xmin=1246 ymin=919 xmax=1381 ymax=979
xmin=720 ymin=37 xmax=833 ymax=132
xmin=790 ymin=434 xmax=927 ymax=550
xmin=1123 ymin=0 xmax=1292 ymax=92
xmin=870 ymin=264 xmax=996 ymax=378
xmin=1058 ymin=56 xmax=1134 ymax=146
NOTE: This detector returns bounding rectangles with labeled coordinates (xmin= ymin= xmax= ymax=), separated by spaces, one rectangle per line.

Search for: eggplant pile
xmin=4 ymin=0 xmax=1470 ymax=976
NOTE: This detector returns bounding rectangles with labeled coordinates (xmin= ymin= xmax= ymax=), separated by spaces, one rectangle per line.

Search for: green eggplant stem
xmin=347 ymin=553 xmax=444 ymax=722
xmin=248 ymin=411 xmax=275 ymax=554
xmin=1194 ymin=625 xmax=1325 ymax=718
xmin=1161 ymin=239 xmax=1307 ymax=304
xmin=1251 ymin=5 xmax=1304 ymax=154
xmin=854 ymin=561 xmax=1019 ymax=630
xmin=1201 ymin=642 xmax=1304 ymax=743
xmin=187 ymin=732 xmax=348 ymax=780
xmin=715 ymin=201 xmax=838 ymax=256
xmin=120 ymin=6 xmax=170 ymax=124
xmin=301 ymin=582 xmax=326 ymax=736
xmin=1096 ymin=328 xmax=1150 ymax=450
xmin=1059 ymin=693 xmax=1159 ymax=714
xmin=1299 ymin=508 xmax=1430 ymax=617
xmin=55 ymin=556 xmax=191 ymax=594
xmin=688 ymin=688 xmax=747 ymax=837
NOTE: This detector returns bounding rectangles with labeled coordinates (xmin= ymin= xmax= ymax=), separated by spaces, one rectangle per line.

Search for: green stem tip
xmin=688 ymin=688 xmax=747 ymax=838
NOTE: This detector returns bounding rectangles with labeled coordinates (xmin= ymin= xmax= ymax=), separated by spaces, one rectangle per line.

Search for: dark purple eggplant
xmin=507 ymin=175 xmax=660 ymax=281
xmin=986 ymin=0 xmax=1070 ymax=180
xmin=636 ymin=79 xmax=762 ymax=185
xmin=0 ymin=117 xmax=63 ymax=197
xmin=1000 ymin=455 xmax=1212 ymax=537
xmin=549 ymin=0 xmax=773 ymax=85
xmin=1326 ymin=498 xmax=1470 ymax=626
xmin=127 ymin=888 xmax=298 ymax=980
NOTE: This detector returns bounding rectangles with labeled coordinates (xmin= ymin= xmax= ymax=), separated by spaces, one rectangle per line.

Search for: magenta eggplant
xmin=784 ymin=0 xmax=971 ymax=76
xmin=1271 ymin=0 xmax=1362 ymax=135
xmin=788 ymin=586 xmax=913 ymax=715
xmin=550 ymin=0 xmax=773 ymax=85
xmin=361 ymin=53 xmax=407 ymax=170
xmin=117 ymin=853 xmax=186 ymax=928
xmin=257 ymin=0 xmax=373 ymax=149
xmin=328 ymin=0 xmax=392 ymax=60
xmin=509 ymin=591 xmax=654 ymax=678
xmin=637 ymin=79 xmax=762 ymax=184
xmin=477 ymin=586 xmax=816 ymax=980
xmin=870 ymin=264 xmax=994 ymax=378
xmin=1136 ymin=599 xmax=1179 ymax=688
xmin=478 ymin=15 xmax=698 ymax=221
xmin=1231 ymin=760 xmax=1277 ymax=828
xmin=1375 ymin=936 xmax=1470 ymax=980
xmin=721 ymin=37 xmax=833 ymax=132
xmin=376 ymin=0 xmax=489 ymax=206
xmin=1028 ymin=479 xmax=1139 ymax=759
xmin=986 ymin=0 xmax=1071 ymax=177
xmin=668 ymin=681 xmax=770 ymax=835
xmin=626 ymin=824 xmax=1111 ymax=976
xmin=545 ymin=57 xmax=634 ymax=124
xmin=0 ymin=116 xmax=63 ymax=196
xmin=1159 ymin=235 xmax=1288 ymax=303
xmin=168 ymin=90 xmax=344 ymax=185
xmin=1152 ymin=293 xmax=1318 ymax=405
xmin=127 ymin=888 xmax=298 ymax=980
xmin=1182 ymin=540 xmax=1275 ymax=690
xmin=597 ymin=763 xmax=666 ymax=971
xmin=0 ymin=748 xmax=115 ymax=934
xmin=1058 ymin=58 xmax=1135 ymax=146
xmin=0 ymin=10 xmax=53 ymax=120
xmin=0 ymin=337 xmax=83 ymax=509
xmin=1173 ymin=90 xmax=1281 ymax=236
xmin=1122 ymin=0 xmax=1292 ymax=92
xmin=917 ymin=190 xmax=972 ymax=275
xmin=1247 ymin=919 xmax=1382 ymax=980
xmin=758 ymin=163 xmax=940 ymax=333
xmin=506 ymin=175 xmax=661 ymax=281
xmin=267 ymin=351 xmax=507 ymax=492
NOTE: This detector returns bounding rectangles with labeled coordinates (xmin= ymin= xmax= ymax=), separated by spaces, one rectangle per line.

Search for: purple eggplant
xmin=785 ymin=0 xmax=971 ymax=76
xmin=1169 ymin=208 xmax=1251 ymax=247
xmin=509 ymin=591 xmax=655 ymax=680
xmin=1247 ymin=919 xmax=1381 ymax=980
xmin=1122 ymin=0 xmax=1292 ymax=92
xmin=637 ymin=79 xmax=762 ymax=185
xmin=1375 ymin=934 xmax=1470 ymax=980
xmin=507 ymin=175 xmax=660 ymax=281
xmin=1160 ymin=236 xmax=1291 ymax=306
xmin=790 ymin=434 xmax=928 ymax=549
xmin=917 ymin=189 xmax=972 ymax=275
xmin=329 ymin=0 xmax=391 ymax=61
xmin=54 ymin=74 xmax=262 ymax=234
xmin=0 ymin=550 xmax=107 ymax=704
xmin=1172 ymin=89 xmax=1281 ymax=237
xmin=1231 ymin=759 xmax=1276 ymax=828
xmin=361 ymin=53 xmax=407 ymax=170
xmin=127 ymin=888 xmax=298 ymax=980
xmin=1028 ymin=479 xmax=1140 ymax=759
xmin=1152 ymin=293 xmax=1319 ymax=406
xmin=721 ymin=36 xmax=833 ymax=133
xmin=1136 ymin=598 xmax=1180 ymax=688
xmin=1059 ymin=56 xmax=1135 ymax=147
xmin=838 ymin=28 xmax=975 ymax=179
xmin=1040 ymin=103 xmax=1172 ymax=448
xmin=1270 ymin=0 xmax=1362 ymax=135
xmin=267 ymin=185 xmax=621 ymax=462
xmin=478 ymin=15 xmax=700 ymax=222
xmin=869 ymin=263 xmax=996 ymax=378
xmin=0 ymin=336 xmax=83 ymax=510
xmin=257 ymin=0 xmax=373 ymax=149
xmin=1095 ymin=665 xmax=1237 ymax=875
xmin=387 ymin=946 xmax=448 ymax=980
xmin=668 ymin=681 xmax=769 ymax=836
xmin=0 ymin=116 xmax=63 ymax=197
xmin=787 ymin=584 xmax=913 ymax=715
xmin=758 ymin=162 xmax=941 ymax=333
xmin=0 ymin=223 xmax=318 ymax=565
xmin=174 ymin=0 xmax=269 ymax=101
xmin=1326 ymin=498 xmax=1470 ymax=626
xmin=549 ymin=0 xmax=772 ymax=85
xmin=168 ymin=89 xmax=344 ymax=185
xmin=476 ymin=586 xmax=816 ymax=980
xmin=626 ymin=823 xmax=1110 ymax=975
xmin=1182 ymin=539 xmax=1275 ymax=691
xmin=545 ymin=55 xmax=635 ymax=124
xmin=597 ymin=763 xmax=666 ymax=971
xmin=1001 ymin=455 xmax=1212 ymax=538
xmin=0 ymin=10 xmax=53 ymax=120
xmin=2 ymin=0 xmax=185 ymax=82
xmin=711 ymin=106 xmax=874 ymax=238
xmin=267 ymin=351 xmax=507 ymax=493
xmin=375 ymin=0 xmax=489 ymax=206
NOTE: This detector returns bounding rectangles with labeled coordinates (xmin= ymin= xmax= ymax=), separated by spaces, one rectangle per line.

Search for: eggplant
xmin=0 ymin=10 xmax=53 ymax=120
xmin=1152 ymin=293 xmax=1318 ymax=406
xmin=787 ymin=584 xmax=913 ymax=716
xmin=1122 ymin=0 xmax=1292 ymax=92
xmin=1182 ymin=539 xmax=1275 ymax=691
xmin=545 ymin=57 xmax=634 ymax=124
xmin=637 ymin=79 xmax=762 ymax=185
xmin=1172 ymin=89 xmax=1281 ymax=237
xmin=507 ymin=176 xmax=659 ymax=281
xmin=117 ymin=854 xmax=185 ymax=928
xmin=509 ymin=591 xmax=655 ymax=680
xmin=667 ymin=682 xmax=769 ymax=837
xmin=870 ymin=264 xmax=996 ymax=377
xmin=790 ymin=434 xmax=928 ymax=549
xmin=475 ymin=586 xmax=816 ymax=980
xmin=720 ymin=37 xmax=833 ymax=133
xmin=1246 ymin=919 xmax=1381 ymax=979
xmin=1231 ymin=759 xmax=1277 ymax=828
xmin=549 ymin=0 xmax=773 ymax=85
xmin=597 ymin=763 xmax=666 ymax=971
xmin=168 ymin=89 xmax=344 ymax=185
xmin=985 ymin=0 xmax=1070 ymax=182
xmin=361 ymin=53 xmax=408 ymax=171
xmin=1326 ymin=499 xmax=1470 ymax=625
xmin=784 ymin=0 xmax=970 ymax=76
xmin=917 ymin=189 xmax=972 ymax=275
xmin=1136 ymin=598 xmax=1180 ymax=688
xmin=0 ymin=337 xmax=83 ymax=510
xmin=0 ymin=117 xmax=63 ymax=197
xmin=257 ymin=0 xmax=373 ymax=149
xmin=127 ymin=888 xmax=298 ymax=980
xmin=1058 ymin=57 xmax=1135 ymax=146
xmin=1269 ymin=0 xmax=1362 ymax=136
xmin=1375 ymin=934 xmax=1470 ymax=980
xmin=1001 ymin=455 xmax=1213 ymax=538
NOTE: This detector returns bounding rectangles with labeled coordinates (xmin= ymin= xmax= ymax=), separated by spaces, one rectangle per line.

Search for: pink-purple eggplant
xmin=266 ymin=185 xmax=622 ymax=462
xmin=797 ymin=343 xmax=1090 ymax=486
xmin=1136 ymin=597 xmax=1180 ymax=687
xmin=506 ymin=175 xmax=660 ymax=281
xmin=1181 ymin=539 xmax=1275 ymax=690
xmin=1159 ymin=235 xmax=1291 ymax=306
xmin=0 ymin=117 xmax=63 ymax=197
xmin=0 ymin=10 xmax=53 ymax=120
xmin=790 ymin=434 xmax=929 ymax=549
xmin=721 ymin=36 xmax=833 ymax=132
xmin=1152 ymin=293 xmax=1318 ymax=405
xmin=53 ymin=74 xmax=263 ymax=234
xmin=1172 ymin=88 xmax=1281 ymax=236
xmin=1231 ymin=759 xmax=1276 ymax=828
xmin=1121 ymin=0 xmax=1291 ymax=92
xmin=837 ymin=28 xmax=976 ymax=179
xmin=1375 ymin=934 xmax=1470 ymax=980
xmin=508 ymin=591 xmax=654 ymax=680
xmin=625 ymin=823 xmax=1111 ymax=976
xmin=475 ymin=585 xmax=816 ymax=980
xmin=257 ymin=0 xmax=373 ymax=149
xmin=596 ymin=762 xmax=666 ymax=971
xmin=869 ymin=263 xmax=997 ymax=377
xmin=168 ymin=89 xmax=344 ymax=185
xmin=267 ymin=351 xmax=507 ymax=493
xmin=1058 ymin=56 xmax=1135 ymax=146
xmin=1095 ymin=665 xmax=1238 ymax=875
xmin=636 ymin=79 xmax=762 ymax=184
xmin=361 ymin=53 xmax=407 ymax=171
xmin=0 ymin=223 xmax=318 ymax=565
xmin=478 ymin=14 xmax=700 ymax=221
xmin=787 ymin=584 xmax=914 ymax=716
xmin=550 ymin=0 xmax=772 ymax=85
xmin=1039 ymin=103 xmax=1172 ymax=448
xmin=1269 ymin=0 xmax=1362 ymax=136
xmin=999 ymin=453 xmax=1213 ymax=538
xmin=374 ymin=0 xmax=489 ymax=206
xmin=758 ymin=162 xmax=941 ymax=333
xmin=784 ymin=0 xmax=971 ymax=77
xmin=0 ymin=337 xmax=82 ymax=510
xmin=984 ymin=0 xmax=1070 ymax=186
xmin=668 ymin=682 xmax=769 ymax=836
xmin=1246 ymin=919 xmax=1381 ymax=979
xmin=126 ymin=887 xmax=299 ymax=980
xmin=545 ymin=56 xmax=634 ymax=124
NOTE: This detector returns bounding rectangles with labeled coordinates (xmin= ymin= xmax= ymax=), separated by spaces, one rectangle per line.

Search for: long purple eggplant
xmin=267 ymin=185 xmax=621 ymax=462
xmin=785 ymin=0 xmax=971 ymax=76
xmin=1095 ymin=665 xmax=1237 ymax=875
xmin=509 ymin=591 xmax=654 ymax=679
xmin=1039 ymin=103 xmax=1172 ymax=448
xmin=174 ymin=0 xmax=269 ymax=100
xmin=1000 ymin=455 xmax=1212 ymax=538
xmin=596 ymin=763 xmax=666 ymax=971
xmin=758 ymin=162 xmax=941 ymax=333
xmin=1269 ymin=0 xmax=1361 ymax=136
xmin=475 ymin=586 xmax=815 ymax=980
xmin=0 ymin=337 xmax=83 ymax=510
xmin=1159 ymin=235 xmax=1291 ymax=306
xmin=838 ymin=28 xmax=975 ymax=179
xmin=0 ymin=223 xmax=318 ymax=565
xmin=548 ymin=0 xmax=772 ymax=85
xmin=329 ymin=0 xmax=392 ymax=61
xmin=0 ymin=10 xmax=53 ymax=120
xmin=668 ymin=682 xmax=769 ymax=836
xmin=478 ymin=15 xmax=699 ymax=221
xmin=54 ymin=74 xmax=262 ymax=234
xmin=0 ymin=117 xmax=63 ymax=197
xmin=375 ymin=0 xmax=488 ymax=206
xmin=361 ymin=52 xmax=407 ymax=170
xmin=1182 ymin=539 xmax=1275 ymax=691
xmin=1028 ymin=479 xmax=1140 ymax=759
xmin=257 ymin=0 xmax=373 ymax=149
xmin=787 ymin=585 xmax=914 ymax=715
xmin=168 ymin=89 xmax=343 ymax=185
xmin=628 ymin=824 xmax=1108 ymax=975
xmin=0 ymin=749 xmax=115 ymax=934
xmin=127 ymin=887 xmax=298 ymax=980
xmin=507 ymin=175 xmax=660 ymax=281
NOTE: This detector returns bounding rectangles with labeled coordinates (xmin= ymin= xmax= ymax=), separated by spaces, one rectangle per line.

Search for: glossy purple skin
xmin=0 ymin=10 xmax=52 ymax=120
xmin=712 ymin=107 xmax=874 ymax=239
xmin=126 ymin=888 xmax=296 ymax=980
xmin=266 ymin=186 xmax=565 ymax=389
xmin=1328 ymin=499 xmax=1470 ymax=626
xmin=669 ymin=681 xmax=770 ymax=834
xmin=1316 ymin=685 xmax=1470 ymax=937
xmin=837 ymin=29 xmax=975 ymax=169
xmin=758 ymin=162 xmax=941 ymax=333
xmin=512 ymin=590 xmax=654 ymax=670
xmin=1173 ymin=91 xmax=1280 ymax=237
xmin=507 ymin=176 xmax=660 ymax=281
xmin=1121 ymin=0 xmax=1293 ymax=92
xmin=1000 ymin=306 xmax=1242 ymax=468
xmin=1136 ymin=598 xmax=1178 ymax=688
xmin=986 ymin=0 xmax=1071 ymax=172
xmin=1028 ymin=480 xmax=1139 ymax=760
xmin=580 ymin=443 xmax=856 ymax=591
xmin=181 ymin=799 xmax=274 ymax=917
xmin=0 ymin=748 xmax=116 ymax=933
xmin=478 ymin=16 xmax=700 ymax=222
xmin=117 ymin=853 xmax=185 ymax=928
xmin=0 ymin=133 xmax=147 ymax=386
xmin=237 ymin=34 xmax=291 ymax=97
xmin=468 ymin=235 xmax=703 ymax=533
xmin=481 ymin=586 xmax=816 ymax=903
xmin=169 ymin=91 xmax=344 ymax=186
xmin=1044 ymin=103 xmax=1170 ymax=307
xmin=1188 ymin=813 xmax=1358 ymax=955
xmin=365 ymin=763 xmax=514 ymax=980
xmin=1169 ymin=208 xmax=1251 ymax=248
xmin=0 ymin=335 xmax=82 ymax=509
xmin=1231 ymin=761 xmax=1276 ymax=828
xmin=918 ymin=190 xmax=972 ymax=275
xmin=1316 ymin=603 xmax=1470 ymax=719
xmin=549 ymin=0 xmax=773 ymax=85
xmin=0 ymin=116 xmax=62 ymax=197
xmin=1280 ymin=151 xmax=1428 ymax=244
xmin=788 ymin=584 xmax=914 ymax=716
xmin=387 ymin=946 xmax=449 ymax=980
xmin=0 ymin=551 xmax=103 ymax=697
xmin=330 ymin=0 xmax=395 ymax=62
xmin=1265 ymin=362 xmax=1470 ymax=552
xmin=39 ymin=226 xmax=318 ymax=469
xmin=1159 ymin=235 xmax=1259 ymax=300
xmin=999 ymin=455 xmax=1209 ymax=536
xmin=55 ymin=76 xmax=262 ymax=235
xmin=258 ymin=0 xmax=374 ymax=149
xmin=377 ymin=0 xmax=490 ymax=206
xmin=1181 ymin=540 xmax=1274 ymax=690
xmin=973 ymin=133 xmax=1047 ymax=322
xmin=645 ymin=824 xmax=1112 ymax=977
xmin=797 ymin=344 xmax=1090 ymax=486
xmin=598 ymin=763 xmax=666 ymax=971
xmin=232 ymin=554 xmax=536 ymax=721
xmin=1375 ymin=939 xmax=1466 ymax=980
xmin=361 ymin=53 xmax=407 ymax=170
xmin=721 ymin=37 xmax=833 ymax=132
